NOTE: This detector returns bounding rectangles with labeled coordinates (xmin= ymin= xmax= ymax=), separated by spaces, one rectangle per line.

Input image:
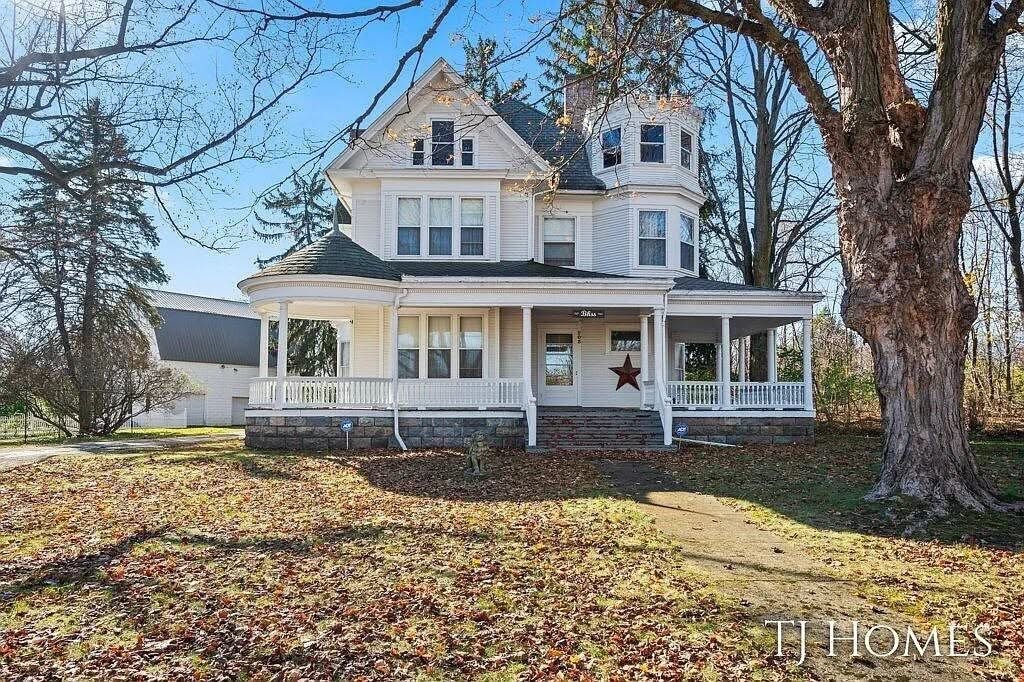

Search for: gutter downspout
xmin=656 ymin=291 xmax=674 ymax=446
xmin=391 ymin=289 xmax=408 ymax=450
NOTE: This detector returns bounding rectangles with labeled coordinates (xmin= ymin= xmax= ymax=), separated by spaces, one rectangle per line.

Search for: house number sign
xmin=573 ymin=308 xmax=605 ymax=319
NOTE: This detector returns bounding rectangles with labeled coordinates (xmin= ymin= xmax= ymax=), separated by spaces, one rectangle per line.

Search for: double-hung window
xmin=680 ymin=213 xmax=695 ymax=271
xmin=639 ymin=210 xmax=667 ymax=266
xmin=680 ymin=130 xmax=693 ymax=169
xmin=640 ymin=124 xmax=665 ymax=162
xmin=428 ymin=197 xmax=453 ymax=255
xmin=609 ymin=330 xmax=641 ymax=352
xmin=461 ymin=139 xmax=474 ymax=166
xmin=427 ymin=316 xmax=453 ymax=378
xmin=542 ymin=217 xmax=576 ymax=266
xmin=460 ymin=198 xmax=484 ymax=256
xmin=397 ymin=198 xmax=421 ymax=256
xmin=431 ymin=120 xmax=455 ymax=166
xmin=459 ymin=316 xmax=484 ymax=378
xmin=412 ymin=138 xmax=425 ymax=166
xmin=397 ymin=316 xmax=420 ymax=378
xmin=601 ymin=127 xmax=622 ymax=168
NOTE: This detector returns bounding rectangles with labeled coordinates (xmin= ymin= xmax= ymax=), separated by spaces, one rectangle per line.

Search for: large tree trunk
xmin=841 ymin=179 xmax=1002 ymax=511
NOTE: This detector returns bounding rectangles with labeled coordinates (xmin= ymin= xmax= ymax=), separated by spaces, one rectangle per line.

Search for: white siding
xmin=498 ymin=307 xmax=524 ymax=379
xmin=591 ymin=195 xmax=632 ymax=275
xmin=499 ymin=182 xmax=531 ymax=260
xmin=349 ymin=180 xmax=381 ymax=254
xmin=163 ymin=361 xmax=260 ymax=426
xmin=352 ymin=306 xmax=385 ymax=377
xmin=534 ymin=196 xmax=595 ymax=268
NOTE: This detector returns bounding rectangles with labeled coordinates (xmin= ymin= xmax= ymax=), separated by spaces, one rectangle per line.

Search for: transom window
xmin=461 ymin=138 xmax=474 ymax=166
xmin=397 ymin=197 xmax=421 ymax=256
xmin=639 ymin=210 xmax=667 ymax=266
xmin=609 ymin=330 xmax=641 ymax=352
xmin=601 ymin=127 xmax=622 ymax=168
xmin=680 ymin=213 xmax=695 ymax=271
xmin=431 ymin=120 xmax=455 ymax=166
xmin=460 ymin=197 xmax=484 ymax=256
xmin=397 ymin=313 xmax=486 ymax=378
xmin=640 ymin=124 xmax=665 ymax=163
xmin=428 ymin=198 xmax=453 ymax=255
xmin=680 ymin=130 xmax=694 ymax=169
xmin=542 ymin=217 xmax=576 ymax=266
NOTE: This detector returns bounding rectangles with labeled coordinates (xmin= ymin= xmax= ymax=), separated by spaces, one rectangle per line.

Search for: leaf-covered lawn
xmin=651 ymin=433 xmax=1024 ymax=681
xmin=0 ymin=426 xmax=242 ymax=448
xmin=0 ymin=444 xmax=794 ymax=680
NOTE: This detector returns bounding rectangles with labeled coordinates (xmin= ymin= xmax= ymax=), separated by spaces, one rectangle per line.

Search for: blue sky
xmin=157 ymin=0 xmax=552 ymax=300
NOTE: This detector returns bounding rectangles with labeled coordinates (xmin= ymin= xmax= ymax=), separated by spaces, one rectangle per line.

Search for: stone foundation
xmin=245 ymin=414 xmax=525 ymax=451
xmin=672 ymin=415 xmax=815 ymax=445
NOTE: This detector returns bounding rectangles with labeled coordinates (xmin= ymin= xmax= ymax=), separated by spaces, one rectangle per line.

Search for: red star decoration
xmin=610 ymin=354 xmax=642 ymax=391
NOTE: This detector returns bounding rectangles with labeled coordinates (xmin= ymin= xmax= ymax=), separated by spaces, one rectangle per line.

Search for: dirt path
xmin=598 ymin=459 xmax=981 ymax=681
xmin=0 ymin=432 xmax=243 ymax=471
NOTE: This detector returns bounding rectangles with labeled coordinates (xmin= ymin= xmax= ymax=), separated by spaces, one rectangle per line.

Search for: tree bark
xmin=841 ymin=179 xmax=1002 ymax=511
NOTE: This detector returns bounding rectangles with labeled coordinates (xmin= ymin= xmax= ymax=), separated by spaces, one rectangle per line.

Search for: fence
xmin=0 ymin=413 xmax=70 ymax=442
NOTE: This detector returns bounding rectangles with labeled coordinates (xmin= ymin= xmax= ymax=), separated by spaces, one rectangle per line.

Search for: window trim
xmin=606 ymin=326 xmax=642 ymax=354
xmin=396 ymin=196 xmax=422 ymax=256
xmin=600 ymin=126 xmax=622 ymax=169
xmin=460 ymin=137 xmax=475 ymax=167
xmin=458 ymin=196 xmax=485 ymax=257
xmin=393 ymin=193 xmax=491 ymax=260
xmin=541 ymin=215 xmax=577 ymax=267
xmin=427 ymin=196 xmax=454 ymax=256
xmin=639 ymin=123 xmax=666 ymax=164
xmin=637 ymin=209 xmax=668 ymax=267
xmin=393 ymin=310 xmax=490 ymax=379
xmin=430 ymin=118 xmax=456 ymax=167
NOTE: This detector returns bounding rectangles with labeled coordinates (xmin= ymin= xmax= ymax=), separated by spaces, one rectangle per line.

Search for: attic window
xmin=431 ymin=120 xmax=455 ymax=166
xmin=412 ymin=138 xmax=424 ymax=166
xmin=461 ymin=138 xmax=474 ymax=166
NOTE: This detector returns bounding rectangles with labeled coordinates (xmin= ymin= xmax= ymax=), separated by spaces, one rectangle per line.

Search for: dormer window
xmin=431 ymin=120 xmax=455 ymax=166
xmin=461 ymin=138 xmax=475 ymax=166
xmin=680 ymin=213 xmax=695 ymax=271
xmin=680 ymin=130 xmax=694 ymax=169
xmin=640 ymin=124 xmax=665 ymax=163
xmin=412 ymin=138 xmax=425 ymax=166
xmin=601 ymin=127 xmax=622 ymax=168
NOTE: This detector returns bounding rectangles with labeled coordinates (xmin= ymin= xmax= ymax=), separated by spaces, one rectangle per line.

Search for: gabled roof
xmin=253 ymin=230 xmax=402 ymax=281
xmin=147 ymin=289 xmax=257 ymax=318
xmin=328 ymin=58 xmax=548 ymax=174
xmin=493 ymin=100 xmax=604 ymax=191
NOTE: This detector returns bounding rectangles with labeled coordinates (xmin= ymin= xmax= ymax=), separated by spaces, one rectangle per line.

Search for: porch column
xmin=522 ymin=306 xmax=536 ymax=447
xmin=653 ymin=306 xmax=671 ymax=445
xmin=274 ymin=300 xmax=289 ymax=408
xmin=738 ymin=337 xmax=747 ymax=382
xmin=767 ymin=328 xmax=778 ymax=383
xmin=720 ymin=316 xmax=731 ymax=409
xmin=639 ymin=314 xmax=649 ymax=408
xmin=802 ymin=316 xmax=814 ymax=409
xmin=258 ymin=313 xmax=269 ymax=378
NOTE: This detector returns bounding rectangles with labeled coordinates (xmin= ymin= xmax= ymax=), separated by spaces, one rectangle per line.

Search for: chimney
xmin=563 ymin=75 xmax=596 ymax=128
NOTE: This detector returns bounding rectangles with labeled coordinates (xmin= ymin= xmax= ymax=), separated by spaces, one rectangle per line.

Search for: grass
xmin=0 ymin=426 xmax=242 ymax=447
xmin=0 ymin=443 xmax=793 ymax=680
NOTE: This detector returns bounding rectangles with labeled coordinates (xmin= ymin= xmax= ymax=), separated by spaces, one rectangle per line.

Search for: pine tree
xmin=255 ymin=174 xmax=343 ymax=376
xmin=461 ymin=36 xmax=526 ymax=104
xmin=7 ymin=99 xmax=171 ymax=436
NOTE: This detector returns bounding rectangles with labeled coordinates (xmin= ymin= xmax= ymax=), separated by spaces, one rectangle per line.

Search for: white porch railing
xmin=248 ymin=377 xmax=524 ymax=410
xmin=668 ymin=381 xmax=807 ymax=409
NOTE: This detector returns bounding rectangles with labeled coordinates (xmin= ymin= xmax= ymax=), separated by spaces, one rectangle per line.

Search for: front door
xmin=538 ymin=329 xmax=580 ymax=406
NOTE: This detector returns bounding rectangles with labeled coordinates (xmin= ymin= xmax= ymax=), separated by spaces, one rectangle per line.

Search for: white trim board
xmin=671 ymin=410 xmax=815 ymax=418
xmin=246 ymin=409 xmax=524 ymax=418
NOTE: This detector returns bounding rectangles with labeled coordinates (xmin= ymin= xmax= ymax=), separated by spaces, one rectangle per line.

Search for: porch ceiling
xmin=666 ymin=315 xmax=802 ymax=343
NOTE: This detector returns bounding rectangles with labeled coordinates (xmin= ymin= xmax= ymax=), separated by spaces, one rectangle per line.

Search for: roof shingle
xmin=253 ymin=231 xmax=402 ymax=281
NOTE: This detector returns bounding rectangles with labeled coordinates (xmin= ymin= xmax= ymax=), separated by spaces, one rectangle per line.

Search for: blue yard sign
xmin=674 ymin=423 xmax=689 ymax=438
xmin=340 ymin=418 xmax=355 ymax=433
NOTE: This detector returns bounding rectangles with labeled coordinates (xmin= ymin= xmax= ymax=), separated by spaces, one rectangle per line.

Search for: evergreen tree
xmin=255 ymin=174 xmax=344 ymax=376
xmin=537 ymin=1 xmax=687 ymax=116
xmin=4 ymin=99 xmax=174 ymax=436
xmin=461 ymin=37 xmax=526 ymax=104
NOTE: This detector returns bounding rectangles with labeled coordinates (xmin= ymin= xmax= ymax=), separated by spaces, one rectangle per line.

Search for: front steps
xmin=534 ymin=407 xmax=674 ymax=451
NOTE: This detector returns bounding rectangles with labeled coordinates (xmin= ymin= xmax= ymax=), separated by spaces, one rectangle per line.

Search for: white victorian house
xmin=239 ymin=59 xmax=820 ymax=451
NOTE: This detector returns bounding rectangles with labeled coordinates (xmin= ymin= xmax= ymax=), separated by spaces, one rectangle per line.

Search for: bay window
xmin=460 ymin=198 xmax=484 ymax=256
xmin=542 ymin=217 xmax=576 ymax=266
xmin=640 ymin=124 xmax=665 ymax=163
xmin=459 ymin=316 xmax=484 ymax=378
xmin=427 ymin=316 xmax=452 ymax=378
xmin=431 ymin=120 xmax=455 ymax=165
xmin=429 ymin=197 xmax=453 ymax=255
xmin=639 ymin=210 xmax=667 ymax=266
xmin=680 ymin=130 xmax=693 ymax=169
xmin=680 ymin=213 xmax=695 ymax=271
xmin=397 ymin=198 xmax=421 ymax=256
xmin=397 ymin=316 xmax=420 ymax=378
